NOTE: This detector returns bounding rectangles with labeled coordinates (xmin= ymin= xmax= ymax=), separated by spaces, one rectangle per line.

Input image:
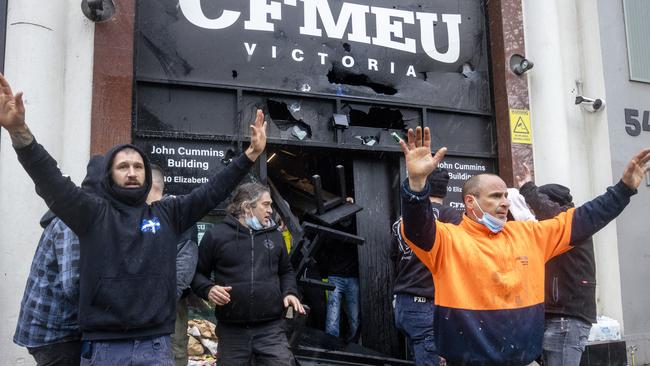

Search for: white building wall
xmin=525 ymin=0 xmax=650 ymax=363
xmin=0 ymin=1 xmax=94 ymax=364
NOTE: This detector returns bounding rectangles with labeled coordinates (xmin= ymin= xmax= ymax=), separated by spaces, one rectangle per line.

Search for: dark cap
xmin=427 ymin=167 xmax=450 ymax=198
xmin=539 ymin=183 xmax=573 ymax=207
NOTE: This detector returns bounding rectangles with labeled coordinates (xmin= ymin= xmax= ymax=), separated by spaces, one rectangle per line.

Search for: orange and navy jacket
xmin=400 ymin=179 xmax=636 ymax=366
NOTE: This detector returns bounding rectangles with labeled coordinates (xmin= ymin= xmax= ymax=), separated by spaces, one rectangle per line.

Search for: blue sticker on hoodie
xmin=141 ymin=217 xmax=161 ymax=234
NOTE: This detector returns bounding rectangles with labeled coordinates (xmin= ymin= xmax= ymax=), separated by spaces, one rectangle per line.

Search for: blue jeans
xmin=325 ymin=276 xmax=360 ymax=341
xmin=543 ymin=316 xmax=592 ymax=366
xmin=393 ymin=293 xmax=439 ymax=366
xmin=80 ymin=335 xmax=174 ymax=366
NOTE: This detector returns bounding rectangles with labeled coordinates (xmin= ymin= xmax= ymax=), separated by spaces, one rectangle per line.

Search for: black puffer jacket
xmin=520 ymin=181 xmax=597 ymax=324
xmin=193 ymin=215 xmax=298 ymax=324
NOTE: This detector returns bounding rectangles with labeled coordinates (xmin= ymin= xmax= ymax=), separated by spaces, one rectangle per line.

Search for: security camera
xmin=81 ymin=0 xmax=115 ymax=22
xmin=510 ymin=54 xmax=534 ymax=75
xmin=574 ymin=96 xmax=606 ymax=113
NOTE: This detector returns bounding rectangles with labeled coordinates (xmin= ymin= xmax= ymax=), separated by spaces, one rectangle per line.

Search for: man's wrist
xmin=244 ymin=147 xmax=260 ymax=162
xmin=408 ymin=176 xmax=427 ymax=192
xmin=8 ymin=125 xmax=34 ymax=148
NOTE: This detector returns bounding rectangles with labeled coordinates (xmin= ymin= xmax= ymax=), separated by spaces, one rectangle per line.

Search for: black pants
xmin=217 ymin=319 xmax=293 ymax=366
xmin=28 ymin=340 xmax=82 ymax=366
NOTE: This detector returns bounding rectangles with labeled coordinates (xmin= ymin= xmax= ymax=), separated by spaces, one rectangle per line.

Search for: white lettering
xmin=244 ymin=42 xmax=257 ymax=56
xmin=150 ymin=145 xmax=176 ymax=155
xmin=300 ymin=0 xmax=371 ymax=44
xmin=371 ymin=6 xmax=416 ymax=53
xmin=417 ymin=13 xmax=462 ymax=63
xmin=292 ymin=49 xmax=304 ymax=61
xmin=244 ymin=0 xmax=282 ymax=31
xmin=406 ymin=65 xmax=416 ymax=77
xmin=272 ymin=45 xmax=277 ymax=58
xmin=180 ymin=1 xmax=466 ymax=63
xmin=342 ymin=55 xmax=355 ymax=67
xmin=167 ymin=158 xmax=209 ymax=171
xmin=390 ymin=61 xmax=395 ymax=74
xmin=368 ymin=58 xmax=378 ymax=71
xmin=179 ymin=0 xmax=240 ymax=30
xmin=318 ymin=52 xmax=329 ymax=64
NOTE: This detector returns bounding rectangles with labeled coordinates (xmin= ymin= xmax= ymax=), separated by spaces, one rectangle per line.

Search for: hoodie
xmin=520 ymin=181 xmax=597 ymax=324
xmin=13 ymin=155 xmax=104 ymax=347
xmin=192 ymin=215 xmax=298 ymax=324
xmin=16 ymin=141 xmax=253 ymax=340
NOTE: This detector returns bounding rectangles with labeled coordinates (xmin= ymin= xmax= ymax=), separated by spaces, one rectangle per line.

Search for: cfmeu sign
xmin=179 ymin=0 xmax=462 ymax=64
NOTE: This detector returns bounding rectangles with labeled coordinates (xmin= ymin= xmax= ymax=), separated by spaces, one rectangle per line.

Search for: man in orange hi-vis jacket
xmin=397 ymin=127 xmax=650 ymax=366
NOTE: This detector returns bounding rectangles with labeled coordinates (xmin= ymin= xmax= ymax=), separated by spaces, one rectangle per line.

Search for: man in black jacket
xmin=193 ymin=182 xmax=304 ymax=365
xmin=391 ymin=168 xmax=462 ymax=366
xmin=0 ymin=73 xmax=267 ymax=365
xmin=517 ymin=167 xmax=595 ymax=366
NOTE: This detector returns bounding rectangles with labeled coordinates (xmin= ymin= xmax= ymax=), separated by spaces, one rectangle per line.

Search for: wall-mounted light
xmin=81 ymin=0 xmax=115 ymax=22
xmin=510 ymin=54 xmax=534 ymax=75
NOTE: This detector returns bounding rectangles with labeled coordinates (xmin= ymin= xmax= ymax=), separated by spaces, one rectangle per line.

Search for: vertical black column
xmin=0 ymin=0 xmax=7 ymax=74
xmin=353 ymin=156 xmax=402 ymax=357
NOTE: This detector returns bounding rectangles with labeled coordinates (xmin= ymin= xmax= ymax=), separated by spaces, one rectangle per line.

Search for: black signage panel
xmin=135 ymin=138 xmax=245 ymax=200
xmin=136 ymin=83 xmax=238 ymax=135
xmin=427 ymin=110 xmax=496 ymax=156
xmin=136 ymin=0 xmax=490 ymax=113
xmin=439 ymin=156 xmax=496 ymax=211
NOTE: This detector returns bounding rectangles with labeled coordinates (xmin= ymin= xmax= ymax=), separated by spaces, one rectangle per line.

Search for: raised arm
xmin=398 ymin=126 xmax=447 ymax=250
xmin=0 ymin=74 xmax=100 ymax=234
xmin=517 ymin=164 xmax=565 ymax=220
xmin=0 ymin=73 xmax=33 ymax=148
xmin=570 ymin=148 xmax=650 ymax=243
xmin=168 ymin=109 xmax=268 ymax=232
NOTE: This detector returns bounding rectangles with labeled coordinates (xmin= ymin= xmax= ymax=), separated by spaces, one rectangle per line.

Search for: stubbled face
xmin=249 ymin=192 xmax=274 ymax=227
xmin=465 ymin=175 xmax=510 ymax=221
xmin=111 ymin=149 xmax=145 ymax=189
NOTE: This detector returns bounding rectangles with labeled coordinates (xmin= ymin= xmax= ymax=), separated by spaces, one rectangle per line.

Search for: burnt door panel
xmin=353 ymin=156 xmax=401 ymax=357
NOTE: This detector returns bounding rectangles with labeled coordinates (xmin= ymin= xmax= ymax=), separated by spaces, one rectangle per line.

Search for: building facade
xmin=0 ymin=0 xmax=648 ymax=364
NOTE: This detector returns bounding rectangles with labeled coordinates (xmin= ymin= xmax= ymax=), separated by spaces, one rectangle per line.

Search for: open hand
xmin=621 ymin=147 xmax=650 ymax=190
xmin=0 ymin=73 xmax=26 ymax=132
xmin=245 ymin=109 xmax=268 ymax=162
xmin=283 ymin=294 xmax=306 ymax=315
xmin=515 ymin=163 xmax=533 ymax=188
xmin=399 ymin=126 xmax=447 ymax=191
xmin=208 ymin=285 xmax=232 ymax=306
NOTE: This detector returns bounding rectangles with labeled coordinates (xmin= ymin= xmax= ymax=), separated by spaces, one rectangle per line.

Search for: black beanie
xmin=427 ymin=168 xmax=450 ymax=198
xmin=539 ymin=183 xmax=574 ymax=207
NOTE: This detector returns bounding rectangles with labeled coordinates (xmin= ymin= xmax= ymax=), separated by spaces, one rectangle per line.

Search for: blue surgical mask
xmin=245 ymin=215 xmax=264 ymax=231
xmin=471 ymin=196 xmax=506 ymax=233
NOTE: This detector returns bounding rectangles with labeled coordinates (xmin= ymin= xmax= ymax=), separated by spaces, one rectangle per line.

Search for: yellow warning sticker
xmin=509 ymin=109 xmax=532 ymax=144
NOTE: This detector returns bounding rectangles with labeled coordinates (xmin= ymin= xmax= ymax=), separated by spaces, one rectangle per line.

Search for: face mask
xmin=471 ymin=196 xmax=506 ymax=233
xmin=245 ymin=215 xmax=264 ymax=231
